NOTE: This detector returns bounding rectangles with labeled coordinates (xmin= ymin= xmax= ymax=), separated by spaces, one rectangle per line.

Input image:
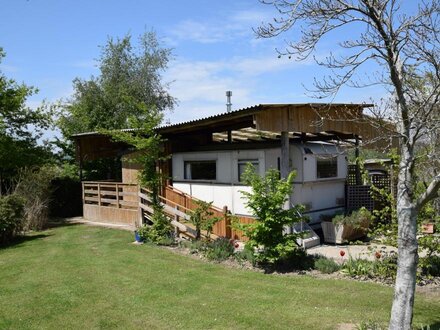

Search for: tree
xmin=59 ymin=31 xmax=174 ymax=136
xmin=237 ymin=166 xmax=304 ymax=264
xmin=256 ymin=1 xmax=440 ymax=328
xmin=0 ymin=48 xmax=53 ymax=195
xmin=57 ymin=31 xmax=175 ymax=179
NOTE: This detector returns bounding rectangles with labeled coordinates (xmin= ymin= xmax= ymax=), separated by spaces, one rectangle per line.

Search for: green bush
xmin=137 ymin=206 xmax=173 ymax=244
xmin=14 ymin=165 xmax=57 ymax=230
xmin=236 ymin=165 xmax=305 ymax=264
xmin=189 ymin=200 xmax=221 ymax=240
xmin=0 ymin=194 xmax=25 ymax=244
xmin=137 ymin=214 xmax=174 ymax=246
xmin=314 ymin=257 xmax=341 ymax=274
xmin=205 ymin=238 xmax=235 ymax=262
xmin=419 ymin=255 xmax=440 ymax=277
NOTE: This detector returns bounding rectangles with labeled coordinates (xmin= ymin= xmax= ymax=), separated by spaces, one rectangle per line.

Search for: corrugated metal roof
xmin=71 ymin=102 xmax=372 ymax=138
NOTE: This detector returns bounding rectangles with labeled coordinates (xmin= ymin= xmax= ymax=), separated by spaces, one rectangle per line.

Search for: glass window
xmin=238 ymin=159 xmax=259 ymax=182
xmin=184 ymin=161 xmax=216 ymax=180
xmin=317 ymin=157 xmax=338 ymax=178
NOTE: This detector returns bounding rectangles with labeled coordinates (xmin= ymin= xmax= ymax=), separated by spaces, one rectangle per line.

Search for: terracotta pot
xmin=421 ymin=223 xmax=435 ymax=234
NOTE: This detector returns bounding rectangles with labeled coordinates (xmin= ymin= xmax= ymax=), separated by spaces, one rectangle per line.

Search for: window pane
xmin=317 ymin=157 xmax=337 ymax=178
xmin=184 ymin=161 xmax=216 ymax=180
xmin=238 ymin=159 xmax=259 ymax=182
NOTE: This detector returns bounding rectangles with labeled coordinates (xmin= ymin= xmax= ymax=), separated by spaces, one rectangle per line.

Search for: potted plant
xmin=321 ymin=208 xmax=371 ymax=244
xmin=421 ymin=221 xmax=435 ymax=234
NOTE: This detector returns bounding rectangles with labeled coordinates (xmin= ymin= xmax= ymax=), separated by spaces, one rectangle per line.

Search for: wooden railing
xmin=82 ymin=181 xmax=255 ymax=240
xmin=163 ymin=186 xmax=254 ymax=241
xmin=82 ymin=181 xmax=138 ymax=209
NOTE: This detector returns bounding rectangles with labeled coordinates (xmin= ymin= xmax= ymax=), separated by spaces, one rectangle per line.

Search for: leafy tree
xmin=0 ymin=48 xmax=53 ymax=195
xmin=256 ymin=1 xmax=440 ymax=328
xmin=108 ymin=102 xmax=172 ymax=242
xmin=237 ymin=165 xmax=304 ymax=264
xmin=57 ymin=31 xmax=175 ymax=180
xmin=58 ymin=31 xmax=174 ymax=137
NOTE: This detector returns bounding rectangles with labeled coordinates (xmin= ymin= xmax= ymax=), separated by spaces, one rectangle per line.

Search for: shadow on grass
xmin=425 ymin=321 xmax=440 ymax=330
xmin=260 ymin=250 xmax=317 ymax=274
xmin=46 ymin=219 xmax=82 ymax=229
xmin=0 ymin=233 xmax=52 ymax=250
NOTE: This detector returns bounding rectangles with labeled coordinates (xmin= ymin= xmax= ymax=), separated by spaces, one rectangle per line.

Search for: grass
xmin=0 ymin=224 xmax=439 ymax=330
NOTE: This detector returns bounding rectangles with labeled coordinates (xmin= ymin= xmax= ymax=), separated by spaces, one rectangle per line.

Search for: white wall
xmin=172 ymin=143 xmax=347 ymax=221
xmin=172 ymin=149 xmax=270 ymax=184
xmin=173 ymin=182 xmax=253 ymax=215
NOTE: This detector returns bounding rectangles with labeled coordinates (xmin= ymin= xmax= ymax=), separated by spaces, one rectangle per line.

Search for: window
xmin=238 ymin=159 xmax=259 ymax=182
xmin=317 ymin=157 xmax=338 ymax=178
xmin=184 ymin=161 xmax=216 ymax=180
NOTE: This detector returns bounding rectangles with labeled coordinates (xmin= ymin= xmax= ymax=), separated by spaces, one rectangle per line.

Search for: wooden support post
xmin=280 ymin=131 xmax=290 ymax=179
xmin=223 ymin=206 xmax=232 ymax=238
xmin=281 ymin=131 xmax=292 ymax=234
xmin=97 ymin=183 xmax=101 ymax=206
xmin=138 ymin=187 xmax=143 ymax=227
xmin=116 ymin=183 xmax=120 ymax=208
xmin=174 ymin=206 xmax=180 ymax=238
xmin=355 ymin=135 xmax=361 ymax=185
xmin=227 ymin=130 xmax=232 ymax=143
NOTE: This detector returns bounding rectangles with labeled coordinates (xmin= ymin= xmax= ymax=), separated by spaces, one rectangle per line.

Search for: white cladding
xmin=172 ymin=143 xmax=346 ymax=224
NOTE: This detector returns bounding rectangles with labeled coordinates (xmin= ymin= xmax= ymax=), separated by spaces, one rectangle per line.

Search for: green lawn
xmin=0 ymin=224 xmax=438 ymax=330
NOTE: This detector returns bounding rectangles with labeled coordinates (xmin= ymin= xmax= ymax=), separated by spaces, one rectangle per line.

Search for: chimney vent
xmin=226 ymin=91 xmax=232 ymax=112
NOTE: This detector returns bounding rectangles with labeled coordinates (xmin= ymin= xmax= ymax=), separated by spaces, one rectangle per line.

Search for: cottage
xmin=73 ymin=103 xmax=388 ymax=239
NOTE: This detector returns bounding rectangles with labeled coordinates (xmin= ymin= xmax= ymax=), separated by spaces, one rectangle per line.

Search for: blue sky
xmin=0 ymin=0 xmax=389 ymax=127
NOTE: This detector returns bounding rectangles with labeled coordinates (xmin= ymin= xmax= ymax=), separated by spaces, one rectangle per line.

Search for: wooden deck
xmin=82 ymin=182 xmax=139 ymax=226
xmin=82 ymin=181 xmax=254 ymax=241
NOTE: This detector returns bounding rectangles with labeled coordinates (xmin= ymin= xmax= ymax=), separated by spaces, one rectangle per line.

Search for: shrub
xmin=205 ymin=237 xmax=235 ymax=262
xmin=236 ymin=165 xmax=305 ymax=264
xmin=419 ymin=255 xmax=440 ymax=278
xmin=14 ymin=165 xmax=57 ymax=230
xmin=137 ymin=208 xmax=174 ymax=245
xmin=0 ymin=194 xmax=25 ymax=244
xmin=189 ymin=200 xmax=221 ymax=240
xmin=314 ymin=257 xmax=341 ymax=274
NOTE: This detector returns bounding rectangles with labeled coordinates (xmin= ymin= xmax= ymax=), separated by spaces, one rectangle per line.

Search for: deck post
xmin=97 ymin=183 xmax=101 ymax=206
xmin=223 ymin=206 xmax=232 ymax=238
xmin=280 ymin=131 xmax=290 ymax=180
xmin=116 ymin=183 xmax=120 ymax=208
xmin=138 ymin=186 xmax=143 ymax=227
xmin=281 ymin=131 xmax=292 ymax=234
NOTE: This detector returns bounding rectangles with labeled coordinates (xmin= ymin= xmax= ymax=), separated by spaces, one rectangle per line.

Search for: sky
xmin=0 ymin=0 xmax=392 ymax=131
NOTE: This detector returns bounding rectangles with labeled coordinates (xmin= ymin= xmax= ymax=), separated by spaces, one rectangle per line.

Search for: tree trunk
xmin=389 ymin=155 xmax=419 ymax=330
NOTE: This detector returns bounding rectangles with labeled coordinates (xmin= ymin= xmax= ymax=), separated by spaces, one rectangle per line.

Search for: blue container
xmin=134 ymin=231 xmax=142 ymax=242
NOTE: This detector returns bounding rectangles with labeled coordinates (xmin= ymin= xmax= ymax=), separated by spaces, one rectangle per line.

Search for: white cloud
xmin=167 ymin=8 xmax=272 ymax=44
xmin=164 ymin=52 xmax=310 ymax=123
xmin=169 ymin=20 xmax=231 ymax=44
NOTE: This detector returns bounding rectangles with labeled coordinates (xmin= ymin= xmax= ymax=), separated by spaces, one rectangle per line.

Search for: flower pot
xmin=321 ymin=221 xmax=369 ymax=244
xmin=421 ymin=223 xmax=435 ymax=234
xmin=134 ymin=231 xmax=142 ymax=242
